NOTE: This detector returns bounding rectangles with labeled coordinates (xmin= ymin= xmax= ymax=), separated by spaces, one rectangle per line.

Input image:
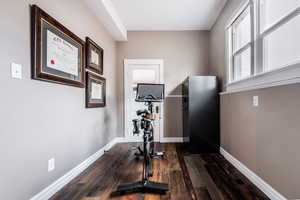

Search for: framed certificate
xmin=86 ymin=72 xmax=106 ymax=108
xmin=31 ymin=5 xmax=85 ymax=87
xmin=86 ymin=37 xmax=103 ymax=75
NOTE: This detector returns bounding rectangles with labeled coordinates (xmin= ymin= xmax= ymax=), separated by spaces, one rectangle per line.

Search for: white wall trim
xmin=221 ymin=62 xmax=300 ymax=95
xmin=220 ymin=147 xmax=287 ymax=200
xmin=30 ymin=137 xmax=122 ymax=200
xmin=124 ymin=59 xmax=164 ymax=65
xmin=166 ymin=95 xmax=183 ymax=98
xmin=84 ymin=0 xmax=127 ymax=41
xmin=117 ymin=137 xmax=184 ymax=143
xmin=124 ymin=59 xmax=164 ymax=143
xmin=160 ymin=137 xmax=184 ymax=143
xmin=225 ymin=0 xmax=250 ymax=29
xmin=118 ymin=137 xmax=143 ymax=143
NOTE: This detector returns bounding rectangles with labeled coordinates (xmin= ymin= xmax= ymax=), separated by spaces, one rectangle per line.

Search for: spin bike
xmin=133 ymin=102 xmax=165 ymax=176
xmin=116 ymin=90 xmax=169 ymax=194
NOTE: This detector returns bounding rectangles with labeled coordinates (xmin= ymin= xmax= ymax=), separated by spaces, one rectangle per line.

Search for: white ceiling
xmin=110 ymin=0 xmax=227 ymax=31
xmin=85 ymin=0 xmax=127 ymax=41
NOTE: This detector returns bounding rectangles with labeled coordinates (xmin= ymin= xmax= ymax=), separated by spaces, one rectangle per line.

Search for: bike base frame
xmin=116 ymin=180 xmax=169 ymax=194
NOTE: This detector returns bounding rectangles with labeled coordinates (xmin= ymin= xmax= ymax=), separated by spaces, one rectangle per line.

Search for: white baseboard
xmin=117 ymin=137 xmax=143 ymax=143
xmin=30 ymin=137 xmax=121 ymax=200
xmin=160 ymin=137 xmax=184 ymax=143
xmin=119 ymin=137 xmax=184 ymax=143
xmin=220 ymin=147 xmax=287 ymax=200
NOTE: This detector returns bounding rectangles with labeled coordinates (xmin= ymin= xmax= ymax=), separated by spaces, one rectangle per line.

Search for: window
xmin=226 ymin=0 xmax=300 ymax=90
xmin=260 ymin=0 xmax=300 ymax=31
xmin=227 ymin=4 xmax=254 ymax=81
xmin=132 ymin=69 xmax=156 ymax=84
xmin=233 ymin=7 xmax=251 ymax=51
xmin=263 ymin=15 xmax=300 ymax=71
xmin=259 ymin=0 xmax=300 ymax=71
xmin=233 ymin=47 xmax=251 ymax=79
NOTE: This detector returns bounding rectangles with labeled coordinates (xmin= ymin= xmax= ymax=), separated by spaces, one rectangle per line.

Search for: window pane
xmin=233 ymin=47 xmax=251 ymax=80
xmin=260 ymin=0 xmax=300 ymax=31
xmin=233 ymin=7 xmax=251 ymax=51
xmin=132 ymin=69 xmax=156 ymax=84
xmin=264 ymin=15 xmax=300 ymax=71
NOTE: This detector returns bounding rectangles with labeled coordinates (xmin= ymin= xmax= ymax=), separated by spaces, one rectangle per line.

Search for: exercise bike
xmin=116 ymin=84 xmax=169 ymax=194
xmin=133 ymin=102 xmax=165 ymax=175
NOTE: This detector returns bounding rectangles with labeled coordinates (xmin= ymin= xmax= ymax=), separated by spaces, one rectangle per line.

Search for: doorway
xmin=124 ymin=59 xmax=164 ymax=142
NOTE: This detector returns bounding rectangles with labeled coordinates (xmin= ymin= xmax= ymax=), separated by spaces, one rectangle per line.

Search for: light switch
xmin=11 ymin=63 xmax=22 ymax=79
xmin=48 ymin=158 xmax=55 ymax=172
xmin=253 ymin=96 xmax=259 ymax=107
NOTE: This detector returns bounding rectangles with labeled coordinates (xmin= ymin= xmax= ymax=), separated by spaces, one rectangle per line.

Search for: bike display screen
xmin=135 ymin=83 xmax=165 ymax=102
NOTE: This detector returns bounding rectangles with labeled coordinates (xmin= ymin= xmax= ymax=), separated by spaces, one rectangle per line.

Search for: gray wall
xmin=221 ymin=85 xmax=300 ymax=199
xmin=117 ymin=31 xmax=210 ymax=137
xmin=0 ymin=0 xmax=120 ymax=199
xmin=211 ymin=0 xmax=300 ymax=198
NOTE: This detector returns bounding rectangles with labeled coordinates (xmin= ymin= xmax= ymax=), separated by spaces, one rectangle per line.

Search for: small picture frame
xmin=85 ymin=37 xmax=103 ymax=75
xmin=31 ymin=5 xmax=85 ymax=87
xmin=86 ymin=72 xmax=106 ymax=108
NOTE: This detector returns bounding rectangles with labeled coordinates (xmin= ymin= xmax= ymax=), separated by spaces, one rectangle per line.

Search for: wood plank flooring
xmin=50 ymin=143 xmax=269 ymax=200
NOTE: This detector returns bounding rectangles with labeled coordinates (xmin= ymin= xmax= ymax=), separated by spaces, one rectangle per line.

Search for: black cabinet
xmin=182 ymin=76 xmax=219 ymax=153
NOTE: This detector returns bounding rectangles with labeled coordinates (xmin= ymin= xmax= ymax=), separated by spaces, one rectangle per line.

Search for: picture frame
xmin=85 ymin=37 xmax=103 ymax=75
xmin=86 ymin=72 xmax=106 ymax=108
xmin=31 ymin=5 xmax=85 ymax=88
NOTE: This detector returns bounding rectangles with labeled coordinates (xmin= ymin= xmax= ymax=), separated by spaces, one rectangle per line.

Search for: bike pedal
xmin=152 ymin=152 xmax=164 ymax=158
xmin=156 ymin=152 xmax=164 ymax=156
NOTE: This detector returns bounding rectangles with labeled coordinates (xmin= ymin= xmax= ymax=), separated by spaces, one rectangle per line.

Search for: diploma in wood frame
xmin=86 ymin=37 xmax=104 ymax=75
xmin=31 ymin=5 xmax=85 ymax=87
xmin=86 ymin=72 xmax=106 ymax=108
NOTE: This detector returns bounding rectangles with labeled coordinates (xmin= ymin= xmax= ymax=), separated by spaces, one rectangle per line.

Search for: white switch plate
xmin=253 ymin=96 xmax=259 ymax=107
xmin=11 ymin=63 xmax=22 ymax=79
xmin=48 ymin=158 xmax=55 ymax=172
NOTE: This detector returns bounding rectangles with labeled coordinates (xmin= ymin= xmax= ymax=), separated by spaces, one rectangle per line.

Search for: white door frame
xmin=124 ymin=59 xmax=164 ymax=142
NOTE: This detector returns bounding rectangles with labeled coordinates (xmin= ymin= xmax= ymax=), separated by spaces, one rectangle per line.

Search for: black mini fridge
xmin=182 ymin=76 xmax=219 ymax=153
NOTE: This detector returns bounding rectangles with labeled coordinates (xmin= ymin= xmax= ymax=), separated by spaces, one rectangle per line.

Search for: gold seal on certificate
xmin=31 ymin=5 xmax=85 ymax=88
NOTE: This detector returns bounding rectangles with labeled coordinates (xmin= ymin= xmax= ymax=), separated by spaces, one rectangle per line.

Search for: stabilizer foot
xmin=116 ymin=180 xmax=169 ymax=194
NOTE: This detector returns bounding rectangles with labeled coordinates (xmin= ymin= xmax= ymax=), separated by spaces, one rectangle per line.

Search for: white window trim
xmin=226 ymin=0 xmax=255 ymax=83
xmin=224 ymin=1 xmax=300 ymax=94
xmin=123 ymin=59 xmax=165 ymax=142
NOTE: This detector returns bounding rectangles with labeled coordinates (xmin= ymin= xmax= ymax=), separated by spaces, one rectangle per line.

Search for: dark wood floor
xmin=50 ymin=143 xmax=269 ymax=200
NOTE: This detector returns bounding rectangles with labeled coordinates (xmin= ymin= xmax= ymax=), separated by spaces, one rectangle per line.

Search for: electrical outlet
xmin=48 ymin=158 xmax=55 ymax=172
xmin=11 ymin=63 xmax=22 ymax=79
xmin=253 ymin=96 xmax=259 ymax=107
